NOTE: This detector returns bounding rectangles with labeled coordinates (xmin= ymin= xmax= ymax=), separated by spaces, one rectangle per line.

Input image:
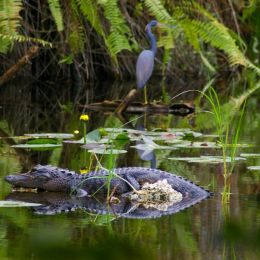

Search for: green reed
xmin=202 ymin=87 xmax=246 ymax=203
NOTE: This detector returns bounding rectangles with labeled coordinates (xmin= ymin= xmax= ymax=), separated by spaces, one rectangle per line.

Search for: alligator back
xmin=95 ymin=167 xmax=210 ymax=199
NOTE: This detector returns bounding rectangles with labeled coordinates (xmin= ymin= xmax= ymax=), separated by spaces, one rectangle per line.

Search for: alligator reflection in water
xmin=6 ymin=191 xmax=210 ymax=218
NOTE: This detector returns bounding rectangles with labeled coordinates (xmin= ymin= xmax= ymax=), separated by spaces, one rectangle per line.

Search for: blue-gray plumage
xmin=136 ymin=20 xmax=158 ymax=93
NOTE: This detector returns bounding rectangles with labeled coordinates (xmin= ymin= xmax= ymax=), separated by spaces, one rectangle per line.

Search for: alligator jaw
xmin=5 ymin=174 xmax=34 ymax=190
xmin=5 ymin=174 xmax=25 ymax=186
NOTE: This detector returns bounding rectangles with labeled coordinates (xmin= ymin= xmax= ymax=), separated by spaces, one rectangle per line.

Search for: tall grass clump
xmin=203 ymin=86 xmax=246 ymax=203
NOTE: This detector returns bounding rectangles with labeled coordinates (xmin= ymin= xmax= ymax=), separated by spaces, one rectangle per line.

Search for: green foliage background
xmin=0 ymin=0 xmax=259 ymax=82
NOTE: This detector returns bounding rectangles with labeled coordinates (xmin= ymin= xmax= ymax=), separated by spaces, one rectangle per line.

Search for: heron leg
xmin=144 ymin=85 xmax=148 ymax=104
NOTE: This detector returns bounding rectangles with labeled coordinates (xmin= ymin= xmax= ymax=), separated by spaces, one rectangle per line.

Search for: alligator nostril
xmin=4 ymin=175 xmax=13 ymax=183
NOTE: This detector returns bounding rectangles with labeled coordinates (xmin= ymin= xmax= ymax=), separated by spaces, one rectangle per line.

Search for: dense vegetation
xmin=0 ymin=0 xmax=259 ymax=89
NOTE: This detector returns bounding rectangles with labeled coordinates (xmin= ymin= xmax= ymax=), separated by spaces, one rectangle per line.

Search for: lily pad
xmin=247 ymin=166 xmax=260 ymax=170
xmin=87 ymin=149 xmax=127 ymax=155
xmin=174 ymin=141 xmax=221 ymax=149
xmin=27 ymin=138 xmax=58 ymax=145
xmin=169 ymin=155 xmax=246 ymax=164
xmin=132 ymin=135 xmax=178 ymax=152
xmin=183 ymin=131 xmax=203 ymax=139
xmin=240 ymin=153 xmax=260 ymax=158
xmin=24 ymin=133 xmax=73 ymax=139
xmin=104 ymin=128 xmax=144 ymax=135
xmin=200 ymin=155 xmax=246 ymax=162
xmin=81 ymin=143 xmax=106 ymax=150
xmin=0 ymin=200 xmax=42 ymax=207
xmin=64 ymin=129 xmax=102 ymax=144
xmin=11 ymin=144 xmax=62 ymax=150
xmin=85 ymin=129 xmax=101 ymax=142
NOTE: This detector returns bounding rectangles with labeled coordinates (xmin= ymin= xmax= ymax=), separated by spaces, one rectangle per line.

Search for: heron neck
xmin=147 ymin=28 xmax=157 ymax=54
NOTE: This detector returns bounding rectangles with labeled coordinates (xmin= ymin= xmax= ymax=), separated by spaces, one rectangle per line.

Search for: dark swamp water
xmin=0 ymin=81 xmax=260 ymax=260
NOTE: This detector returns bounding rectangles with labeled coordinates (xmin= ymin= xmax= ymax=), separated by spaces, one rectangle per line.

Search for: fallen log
xmin=82 ymin=100 xmax=195 ymax=116
xmin=0 ymin=46 xmax=39 ymax=86
xmin=115 ymin=89 xmax=138 ymax=114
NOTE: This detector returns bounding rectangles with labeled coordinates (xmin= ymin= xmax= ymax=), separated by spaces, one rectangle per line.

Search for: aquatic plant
xmin=80 ymin=114 xmax=89 ymax=144
xmin=201 ymin=86 xmax=247 ymax=203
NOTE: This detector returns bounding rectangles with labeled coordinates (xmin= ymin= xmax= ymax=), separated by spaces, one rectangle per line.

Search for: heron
xmin=136 ymin=20 xmax=159 ymax=104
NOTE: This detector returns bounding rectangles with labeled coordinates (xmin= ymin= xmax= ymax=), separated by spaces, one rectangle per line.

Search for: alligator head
xmin=5 ymin=165 xmax=77 ymax=193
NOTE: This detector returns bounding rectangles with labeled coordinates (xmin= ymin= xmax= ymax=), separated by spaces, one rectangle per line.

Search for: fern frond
xmin=190 ymin=20 xmax=259 ymax=74
xmin=68 ymin=28 xmax=85 ymax=54
xmin=143 ymin=0 xmax=174 ymax=23
xmin=47 ymin=0 xmax=64 ymax=31
xmin=0 ymin=38 xmax=10 ymax=53
xmin=157 ymin=27 xmax=175 ymax=50
xmin=101 ymin=0 xmax=133 ymax=64
xmin=176 ymin=1 xmax=260 ymax=75
xmin=190 ymin=20 xmax=245 ymax=65
xmin=0 ymin=33 xmax=53 ymax=48
xmin=68 ymin=0 xmax=85 ymax=54
xmin=0 ymin=0 xmax=22 ymax=34
xmin=106 ymin=31 xmax=131 ymax=55
xmin=75 ymin=0 xmax=104 ymax=36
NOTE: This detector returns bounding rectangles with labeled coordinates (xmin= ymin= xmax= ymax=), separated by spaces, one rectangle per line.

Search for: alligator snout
xmin=4 ymin=174 xmax=29 ymax=187
xmin=4 ymin=175 xmax=15 ymax=183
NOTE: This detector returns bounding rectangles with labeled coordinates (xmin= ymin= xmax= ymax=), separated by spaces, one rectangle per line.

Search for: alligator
xmin=4 ymin=165 xmax=211 ymax=201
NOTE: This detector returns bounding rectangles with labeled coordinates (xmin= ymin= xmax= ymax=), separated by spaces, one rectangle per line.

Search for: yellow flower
xmin=74 ymin=130 xmax=79 ymax=134
xmin=80 ymin=114 xmax=89 ymax=121
xmin=80 ymin=168 xmax=88 ymax=174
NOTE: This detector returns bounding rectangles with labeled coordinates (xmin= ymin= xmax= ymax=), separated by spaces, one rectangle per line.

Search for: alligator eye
xmin=36 ymin=172 xmax=51 ymax=179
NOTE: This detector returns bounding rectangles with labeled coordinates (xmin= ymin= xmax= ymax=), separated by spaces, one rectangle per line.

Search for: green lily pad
xmin=24 ymin=133 xmax=73 ymax=139
xmin=0 ymin=200 xmax=42 ymax=207
xmin=183 ymin=131 xmax=203 ymax=139
xmin=12 ymin=144 xmax=62 ymax=150
xmin=87 ymin=149 xmax=127 ymax=155
xmin=27 ymin=138 xmax=58 ymax=145
xmin=247 ymin=166 xmax=260 ymax=170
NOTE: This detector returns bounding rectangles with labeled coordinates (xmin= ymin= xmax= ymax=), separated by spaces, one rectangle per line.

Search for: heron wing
xmin=136 ymin=50 xmax=154 ymax=88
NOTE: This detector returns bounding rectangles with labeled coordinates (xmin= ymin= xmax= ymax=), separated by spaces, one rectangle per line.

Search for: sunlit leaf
xmin=247 ymin=166 xmax=260 ymax=171
xmin=85 ymin=129 xmax=101 ymax=142
xmin=81 ymin=143 xmax=106 ymax=149
xmin=169 ymin=155 xmax=246 ymax=164
xmin=240 ymin=153 xmax=260 ymax=158
xmin=11 ymin=144 xmax=62 ymax=150
xmin=0 ymin=200 xmax=41 ymax=207
xmin=173 ymin=141 xmax=221 ymax=148
xmin=87 ymin=149 xmax=127 ymax=154
xmin=24 ymin=133 xmax=73 ymax=139
xmin=104 ymin=128 xmax=144 ymax=135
